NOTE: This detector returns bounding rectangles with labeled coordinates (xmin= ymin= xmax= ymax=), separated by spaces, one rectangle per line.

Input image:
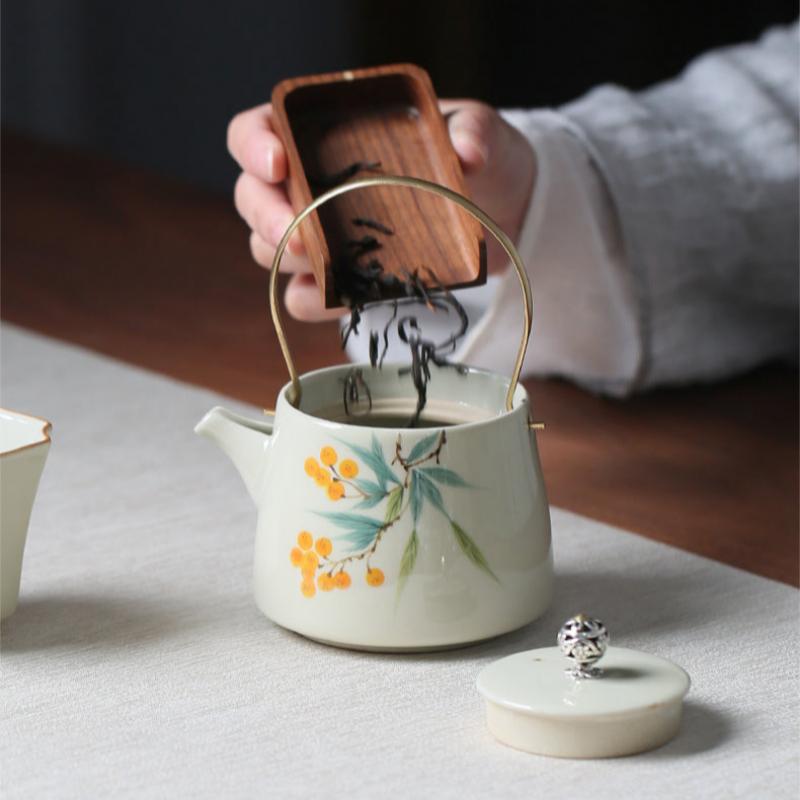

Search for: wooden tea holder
xmin=271 ymin=64 xmax=487 ymax=308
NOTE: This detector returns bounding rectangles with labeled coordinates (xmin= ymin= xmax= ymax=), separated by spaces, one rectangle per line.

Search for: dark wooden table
xmin=3 ymin=133 xmax=797 ymax=586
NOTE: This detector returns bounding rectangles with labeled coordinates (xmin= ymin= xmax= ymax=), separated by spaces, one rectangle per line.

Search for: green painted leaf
xmin=370 ymin=434 xmax=402 ymax=487
xmin=418 ymin=466 xmax=470 ymax=488
xmin=316 ymin=510 xmax=383 ymax=532
xmin=354 ymin=493 xmax=387 ymax=511
xmin=353 ymin=478 xmax=382 ymax=496
xmin=342 ymin=436 xmax=400 ymax=491
xmin=351 ymin=478 xmax=387 ymax=510
xmin=385 ymin=486 xmax=404 ymax=522
xmin=338 ymin=528 xmax=382 ymax=551
xmin=450 ymin=521 xmax=499 ymax=582
xmin=409 ymin=471 xmax=423 ymax=524
xmin=396 ymin=528 xmax=418 ymax=597
xmin=406 ymin=432 xmax=440 ymax=463
xmin=415 ymin=471 xmax=448 ymax=518
xmin=316 ymin=511 xmax=383 ymax=550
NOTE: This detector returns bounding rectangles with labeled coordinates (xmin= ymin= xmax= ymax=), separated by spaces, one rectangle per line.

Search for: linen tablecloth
xmin=1 ymin=325 xmax=797 ymax=799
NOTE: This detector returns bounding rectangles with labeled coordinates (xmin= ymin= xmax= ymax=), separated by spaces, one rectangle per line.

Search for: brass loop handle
xmin=269 ymin=175 xmax=533 ymax=413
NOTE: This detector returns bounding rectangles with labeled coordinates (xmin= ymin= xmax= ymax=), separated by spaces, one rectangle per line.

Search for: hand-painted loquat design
xmin=304 ymin=446 xmax=358 ymax=502
xmin=292 ymin=434 xmax=496 ymax=599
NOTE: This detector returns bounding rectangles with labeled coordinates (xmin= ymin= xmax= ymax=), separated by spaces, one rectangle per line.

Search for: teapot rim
xmin=274 ymin=362 xmax=532 ymax=433
xmin=0 ymin=407 xmax=52 ymax=457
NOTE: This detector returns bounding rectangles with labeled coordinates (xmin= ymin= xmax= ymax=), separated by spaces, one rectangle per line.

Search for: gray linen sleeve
xmin=559 ymin=22 xmax=799 ymax=391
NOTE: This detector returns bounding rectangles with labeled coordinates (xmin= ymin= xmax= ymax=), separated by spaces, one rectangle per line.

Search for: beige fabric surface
xmin=1 ymin=325 xmax=797 ymax=799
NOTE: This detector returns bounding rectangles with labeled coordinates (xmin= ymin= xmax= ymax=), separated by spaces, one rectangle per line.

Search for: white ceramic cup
xmin=0 ymin=409 xmax=51 ymax=620
xmin=197 ymin=364 xmax=553 ymax=651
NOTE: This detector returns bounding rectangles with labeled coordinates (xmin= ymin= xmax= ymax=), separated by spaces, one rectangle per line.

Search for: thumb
xmin=445 ymin=102 xmax=496 ymax=175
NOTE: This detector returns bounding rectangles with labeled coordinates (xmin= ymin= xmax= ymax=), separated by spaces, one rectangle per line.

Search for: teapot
xmin=196 ymin=177 xmax=553 ymax=651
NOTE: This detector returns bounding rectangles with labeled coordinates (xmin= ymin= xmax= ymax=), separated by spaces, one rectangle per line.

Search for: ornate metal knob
xmin=557 ymin=614 xmax=609 ymax=679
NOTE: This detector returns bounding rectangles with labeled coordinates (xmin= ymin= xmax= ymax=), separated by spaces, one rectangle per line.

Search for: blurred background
xmin=2 ymin=1 xmax=797 ymax=586
xmin=3 ymin=0 xmax=797 ymax=193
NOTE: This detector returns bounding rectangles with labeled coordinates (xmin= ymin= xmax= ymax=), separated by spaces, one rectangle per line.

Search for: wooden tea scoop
xmin=271 ymin=63 xmax=487 ymax=309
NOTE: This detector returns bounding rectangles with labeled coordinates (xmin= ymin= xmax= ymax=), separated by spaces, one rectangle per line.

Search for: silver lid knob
xmin=557 ymin=614 xmax=609 ymax=679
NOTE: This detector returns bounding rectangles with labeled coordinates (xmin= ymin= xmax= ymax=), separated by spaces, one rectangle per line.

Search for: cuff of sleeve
xmin=454 ymin=109 xmax=642 ymax=396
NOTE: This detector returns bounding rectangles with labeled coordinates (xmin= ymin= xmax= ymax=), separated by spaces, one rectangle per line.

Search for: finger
xmin=234 ymin=172 xmax=304 ymax=255
xmin=440 ymin=100 xmax=495 ymax=174
xmin=249 ymin=231 xmax=311 ymax=274
xmin=227 ymin=103 xmax=287 ymax=183
xmin=284 ymin=273 xmax=348 ymax=322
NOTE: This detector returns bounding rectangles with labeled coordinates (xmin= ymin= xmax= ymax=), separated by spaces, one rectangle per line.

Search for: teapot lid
xmin=476 ymin=615 xmax=690 ymax=758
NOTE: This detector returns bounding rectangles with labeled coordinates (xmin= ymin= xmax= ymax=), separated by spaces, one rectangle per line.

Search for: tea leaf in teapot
xmin=389 ymin=281 xmax=470 ymax=427
xmin=450 ymin=521 xmax=499 ymax=583
xmin=368 ymin=331 xmax=379 ymax=366
xmin=342 ymin=368 xmax=372 ymax=416
xmin=330 ymin=193 xmax=470 ymax=427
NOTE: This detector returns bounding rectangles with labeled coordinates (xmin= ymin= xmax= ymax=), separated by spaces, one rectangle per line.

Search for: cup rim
xmin=0 ymin=407 xmax=52 ymax=457
xmin=276 ymin=362 xmax=531 ymax=433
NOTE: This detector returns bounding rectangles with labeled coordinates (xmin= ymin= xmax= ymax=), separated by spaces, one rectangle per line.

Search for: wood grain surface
xmin=2 ymin=133 xmax=797 ymax=586
xmin=271 ymin=64 xmax=485 ymax=305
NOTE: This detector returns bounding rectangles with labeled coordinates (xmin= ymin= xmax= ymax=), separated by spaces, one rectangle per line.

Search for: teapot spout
xmin=195 ymin=406 xmax=273 ymax=503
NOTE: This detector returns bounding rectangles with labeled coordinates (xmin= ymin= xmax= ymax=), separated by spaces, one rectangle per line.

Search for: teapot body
xmin=249 ymin=365 xmax=553 ymax=651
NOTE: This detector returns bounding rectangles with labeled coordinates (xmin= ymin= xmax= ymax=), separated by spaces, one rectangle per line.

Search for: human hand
xmin=227 ymin=100 xmax=536 ymax=322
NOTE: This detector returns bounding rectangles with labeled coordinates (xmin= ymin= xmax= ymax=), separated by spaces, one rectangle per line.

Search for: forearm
xmin=464 ymin=23 xmax=799 ymax=395
xmin=455 ymin=111 xmax=641 ymax=396
xmin=560 ymin=21 xmax=799 ymax=390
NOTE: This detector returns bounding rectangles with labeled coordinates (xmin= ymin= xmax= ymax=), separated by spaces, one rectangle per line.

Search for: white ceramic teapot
xmin=196 ymin=177 xmax=553 ymax=651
